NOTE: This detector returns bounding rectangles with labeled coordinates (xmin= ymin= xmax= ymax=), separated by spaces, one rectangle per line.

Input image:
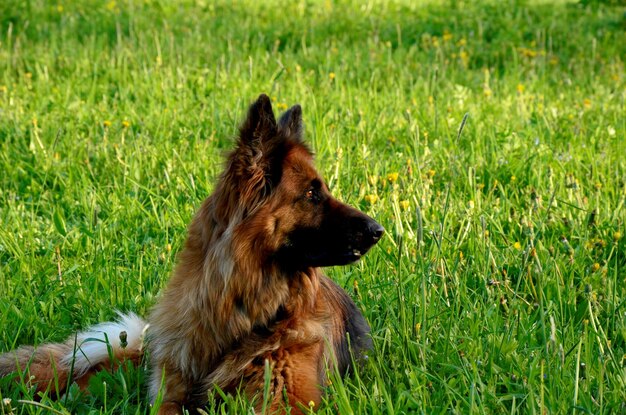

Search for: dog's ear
xmin=224 ymin=94 xmax=283 ymax=212
xmin=278 ymin=104 xmax=303 ymax=141
xmin=239 ymin=94 xmax=277 ymax=145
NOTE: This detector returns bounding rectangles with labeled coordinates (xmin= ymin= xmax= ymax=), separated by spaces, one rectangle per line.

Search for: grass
xmin=0 ymin=0 xmax=624 ymax=413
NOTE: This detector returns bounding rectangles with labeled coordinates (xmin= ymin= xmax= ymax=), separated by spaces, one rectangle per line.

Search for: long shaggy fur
xmin=0 ymin=95 xmax=382 ymax=415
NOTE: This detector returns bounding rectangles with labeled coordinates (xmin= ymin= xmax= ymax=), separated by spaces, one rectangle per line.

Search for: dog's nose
xmin=367 ymin=222 xmax=385 ymax=241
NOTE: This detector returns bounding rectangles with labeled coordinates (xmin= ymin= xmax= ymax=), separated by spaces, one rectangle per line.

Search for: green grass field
xmin=0 ymin=0 xmax=625 ymax=413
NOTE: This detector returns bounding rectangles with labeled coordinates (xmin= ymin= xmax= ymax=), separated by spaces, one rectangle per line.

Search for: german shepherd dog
xmin=0 ymin=95 xmax=383 ymax=414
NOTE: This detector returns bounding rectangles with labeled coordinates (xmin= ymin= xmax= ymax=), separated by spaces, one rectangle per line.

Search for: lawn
xmin=0 ymin=0 xmax=625 ymax=413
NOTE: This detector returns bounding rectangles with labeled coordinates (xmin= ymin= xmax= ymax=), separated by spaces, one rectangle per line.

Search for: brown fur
xmin=0 ymin=95 xmax=382 ymax=414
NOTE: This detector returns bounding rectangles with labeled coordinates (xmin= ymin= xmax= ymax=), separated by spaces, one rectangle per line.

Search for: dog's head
xmin=216 ymin=94 xmax=383 ymax=270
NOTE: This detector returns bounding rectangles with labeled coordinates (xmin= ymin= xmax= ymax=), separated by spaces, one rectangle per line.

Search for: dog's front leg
xmin=150 ymin=360 xmax=191 ymax=415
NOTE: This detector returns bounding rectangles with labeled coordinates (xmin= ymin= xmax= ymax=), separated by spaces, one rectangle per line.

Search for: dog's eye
xmin=305 ymin=189 xmax=314 ymax=199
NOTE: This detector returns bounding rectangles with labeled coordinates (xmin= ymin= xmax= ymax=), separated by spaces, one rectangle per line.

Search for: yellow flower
xmin=0 ymin=85 xmax=6 ymax=93
xmin=456 ymin=38 xmax=467 ymax=47
xmin=591 ymin=263 xmax=600 ymax=272
xmin=513 ymin=241 xmax=522 ymax=250
xmin=516 ymin=84 xmax=525 ymax=94
xmin=364 ymin=194 xmax=378 ymax=204
xmin=615 ymin=231 xmax=622 ymax=241
xmin=483 ymin=88 xmax=492 ymax=97
xmin=308 ymin=400 xmax=315 ymax=408
xmin=459 ymin=50 xmax=469 ymax=66
xmin=329 ymin=72 xmax=336 ymax=80
xmin=353 ymin=280 xmax=359 ymax=289
xmin=583 ymin=98 xmax=592 ymax=109
xmin=122 ymin=120 xmax=130 ymax=128
xmin=442 ymin=30 xmax=453 ymax=42
xmin=400 ymin=200 xmax=410 ymax=211
xmin=387 ymin=172 xmax=399 ymax=183
xmin=103 ymin=120 xmax=112 ymax=128
xmin=608 ymin=126 xmax=616 ymax=137
xmin=427 ymin=169 xmax=436 ymax=178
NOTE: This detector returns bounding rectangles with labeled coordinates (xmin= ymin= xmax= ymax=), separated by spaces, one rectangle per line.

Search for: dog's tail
xmin=0 ymin=312 xmax=147 ymax=394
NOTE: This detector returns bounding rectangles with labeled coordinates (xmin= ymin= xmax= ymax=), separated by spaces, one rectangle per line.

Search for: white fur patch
xmin=61 ymin=312 xmax=147 ymax=376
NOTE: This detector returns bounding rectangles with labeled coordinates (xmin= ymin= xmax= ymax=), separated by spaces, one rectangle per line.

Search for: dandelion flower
xmin=122 ymin=120 xmax=131 ymax=128
xmin=387 ymin=172 xmax=399 ymax=183
xmin=614 ymin=231 xmax=622 ymax=241
xmin=427 ymin=169 xmax=436 ymax=178
xmin=583 ymin=99 xmax=592 ymax=109
xmin=103 ymin=120 xmax=112 ymax=128
xmin=513 ymin=241 xmax=522 ymax=250
xmin=607 ymin=126 xmax=616 ymax=137
xmin=329 ymin=72 xmax=336 ymax=80
xmin=364 ymin=194 xmax=378 ymax=204
xmin=516 ymin=84 xmax=525 ymax=94
xmin=459 ymin=50 xmax=469 ymax=66
xmin=591 ymin=263 xmax=600 ymax=272
xmin=400 ymin=200 xmax=410 ymax=210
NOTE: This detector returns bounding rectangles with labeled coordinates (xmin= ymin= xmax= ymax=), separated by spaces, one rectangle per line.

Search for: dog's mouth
xmin=305 ymin=238 xmax=382 ymax=267
xmin=277 ymin=220 xmax=384 ymax=269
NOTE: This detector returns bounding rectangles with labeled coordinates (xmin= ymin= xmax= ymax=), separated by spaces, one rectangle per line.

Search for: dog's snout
xmin=367 ymin=221 xmax=385 ymax=241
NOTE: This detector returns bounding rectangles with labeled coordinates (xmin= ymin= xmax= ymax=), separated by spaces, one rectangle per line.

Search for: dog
xmin=0 ymin=94 xmax=384 ymax=414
